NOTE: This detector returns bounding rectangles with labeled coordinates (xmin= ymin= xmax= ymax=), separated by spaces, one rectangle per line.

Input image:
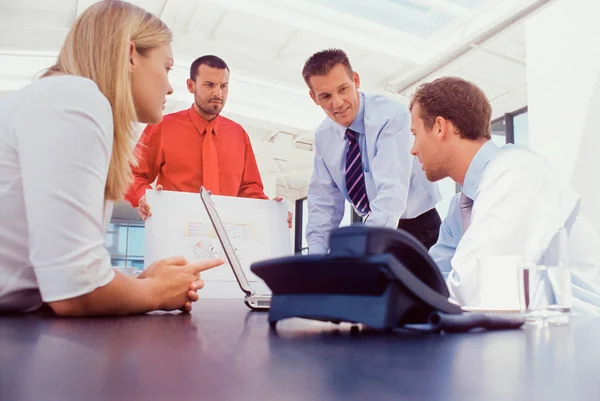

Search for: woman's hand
xmin=140 ymin=256 xmax=224 ymax=311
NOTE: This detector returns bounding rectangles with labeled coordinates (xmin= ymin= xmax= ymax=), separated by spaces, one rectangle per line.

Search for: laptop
xmin=200 ymin=187 xmax=271 ymax=311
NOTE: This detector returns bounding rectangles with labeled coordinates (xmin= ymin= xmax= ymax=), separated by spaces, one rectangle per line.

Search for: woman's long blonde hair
xmin=44 ymin=0 xmax=172 ymax=200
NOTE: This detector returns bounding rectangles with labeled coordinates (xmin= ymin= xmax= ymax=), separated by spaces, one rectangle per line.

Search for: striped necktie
xmin=345 ymin=129 xmax=370 ymax=215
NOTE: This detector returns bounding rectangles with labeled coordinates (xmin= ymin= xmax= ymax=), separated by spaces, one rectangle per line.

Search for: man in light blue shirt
xmin=302 ymin=49 xmax=441 ymax=254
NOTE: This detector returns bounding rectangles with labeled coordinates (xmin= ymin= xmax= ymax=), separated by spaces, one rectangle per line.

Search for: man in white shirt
xmin=409 ymin=76 xmax=600 ymax=312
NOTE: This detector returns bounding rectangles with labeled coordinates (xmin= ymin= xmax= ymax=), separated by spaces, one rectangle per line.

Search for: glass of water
xmin=518 ymin=264 xmax=572 ymax=325
xmin=518 ymin=228 xmax=572 ymax=325
xmin=472 ymin=229 xmax=572 ymax=325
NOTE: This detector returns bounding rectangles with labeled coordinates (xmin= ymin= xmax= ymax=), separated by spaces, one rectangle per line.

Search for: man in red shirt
xmin=125 ymin=55 xmax=291 ymax=226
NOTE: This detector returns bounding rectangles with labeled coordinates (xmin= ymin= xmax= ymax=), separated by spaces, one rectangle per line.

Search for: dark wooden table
xmin=1 ymin=299 xmax=599 ymax=401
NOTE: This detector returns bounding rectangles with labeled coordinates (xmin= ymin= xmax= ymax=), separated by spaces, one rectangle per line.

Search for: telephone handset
xmin=251 ymin=225 xmax=464 ymax=330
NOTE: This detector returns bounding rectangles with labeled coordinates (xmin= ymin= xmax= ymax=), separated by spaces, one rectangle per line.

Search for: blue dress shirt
xmin=306 ymin=92 xmax=440 ymax=254
xmin=429 ymin=140 xmax=500 ymax=274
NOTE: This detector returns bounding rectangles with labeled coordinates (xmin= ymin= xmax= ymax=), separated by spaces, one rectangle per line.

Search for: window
xmin=105 ymin=220 xmax=145 ymax=269
xmin=496 ymin=106 xmax=528 ymax=147
xmin=513 ymin=112 xmax=529 ymax=147
xmin=490 ymin=107 xmax=528 ymax=148
xmin=491 ymin=118 xmax=507 ymax=146
xmin=295 ymin=198 xmax=354 ymax=254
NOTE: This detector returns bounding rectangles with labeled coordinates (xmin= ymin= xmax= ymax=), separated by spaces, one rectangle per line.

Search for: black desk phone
xmin=251 ymin=226 xmax=525 ymax=332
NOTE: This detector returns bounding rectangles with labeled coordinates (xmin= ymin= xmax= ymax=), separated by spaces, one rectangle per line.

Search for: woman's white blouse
xmin=0 ymin=75 xmax=116 ymax=312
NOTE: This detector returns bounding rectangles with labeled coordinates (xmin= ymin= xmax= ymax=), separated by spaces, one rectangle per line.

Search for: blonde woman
xmin=0 ymin=0 xmax=223 ymax=315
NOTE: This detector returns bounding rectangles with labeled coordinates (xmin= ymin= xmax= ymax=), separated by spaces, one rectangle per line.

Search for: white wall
xmin=261 ymin=175 xmax=277 ymax=199
xmin=526 ymin=0 xmax=600 ymax=235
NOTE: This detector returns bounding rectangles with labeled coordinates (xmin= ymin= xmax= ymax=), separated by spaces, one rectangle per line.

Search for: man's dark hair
xmin=302 ymin=48 xmax=353 ymax=88
xmin=410 ymin=77 xmax=492 ymax=140
xmin=190 ymin=55 xmax=229 ymax=81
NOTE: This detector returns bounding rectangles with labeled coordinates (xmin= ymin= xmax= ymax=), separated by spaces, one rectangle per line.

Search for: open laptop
xmin=200 ymin=187 xmax=271 ymax=311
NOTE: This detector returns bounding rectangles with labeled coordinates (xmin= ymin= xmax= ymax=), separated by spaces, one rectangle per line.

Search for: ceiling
xmin=0 ymin=0 xmax=551 ymax=202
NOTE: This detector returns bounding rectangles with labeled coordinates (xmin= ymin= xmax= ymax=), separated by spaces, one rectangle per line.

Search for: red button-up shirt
xmin=125 ymin=106 xmax=268 ymax=207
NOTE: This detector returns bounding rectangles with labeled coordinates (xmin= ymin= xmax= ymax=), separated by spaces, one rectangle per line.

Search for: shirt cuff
xmin=125 ymin=184 xmax=151 ymax=208
xmin=308 ymin=243 xmax=328 ymax=255
xmin=364 ymin=211 xmax=400 ymax=228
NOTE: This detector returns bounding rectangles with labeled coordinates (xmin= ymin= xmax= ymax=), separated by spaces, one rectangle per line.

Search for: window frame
xmin=106 ymin=218 xmax=145 ymax=268
xmin=293 ymin=197 xmax=361 ymax=254
xmin=492 ymin=106 xmax=528 ymax=145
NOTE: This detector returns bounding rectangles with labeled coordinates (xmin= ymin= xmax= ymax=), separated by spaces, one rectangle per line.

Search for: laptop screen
xmin=200 ymin=187 xmax=253 ymax=295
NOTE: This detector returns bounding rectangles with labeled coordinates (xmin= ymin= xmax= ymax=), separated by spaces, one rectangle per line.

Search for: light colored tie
xmin=459 ymin=192 xmax=473 ymax=232
xmin=202 ymin=122 xmax=220 ymax=194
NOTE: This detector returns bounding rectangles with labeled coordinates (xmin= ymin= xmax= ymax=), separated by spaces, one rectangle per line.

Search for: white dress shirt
xmin=430 ymin=140 xmax=600 ymax=312
xmin=0 ymin=75 xmax=116 ymax=312
xmin=306 ymin=92 xmax=440 ymax=254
